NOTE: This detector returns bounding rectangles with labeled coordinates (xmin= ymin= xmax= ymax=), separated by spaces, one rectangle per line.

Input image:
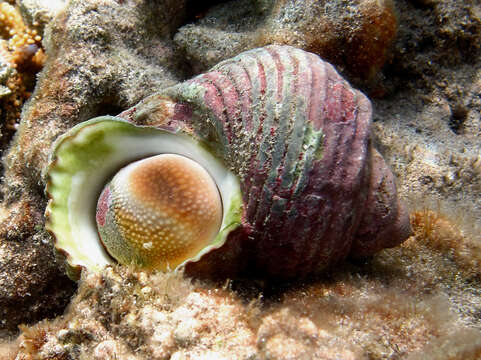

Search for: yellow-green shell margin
xmin=45 ymin=116 xmax=242 ymax=280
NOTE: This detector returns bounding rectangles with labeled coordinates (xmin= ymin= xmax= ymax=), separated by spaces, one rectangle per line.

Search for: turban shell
xmin=45 ymin=45 xmax=411 ymax=280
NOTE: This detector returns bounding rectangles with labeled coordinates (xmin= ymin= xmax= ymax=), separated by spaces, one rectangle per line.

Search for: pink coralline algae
xmin=117 ymin=45 xmax=412 ymax=278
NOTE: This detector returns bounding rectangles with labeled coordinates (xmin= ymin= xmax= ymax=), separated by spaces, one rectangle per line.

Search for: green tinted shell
xmin=45 ymin=116 xmax=242 ymax=279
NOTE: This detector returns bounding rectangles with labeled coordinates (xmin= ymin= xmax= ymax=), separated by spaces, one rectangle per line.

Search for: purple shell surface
xmin=119 ymin=45 xmax=412 ymax=278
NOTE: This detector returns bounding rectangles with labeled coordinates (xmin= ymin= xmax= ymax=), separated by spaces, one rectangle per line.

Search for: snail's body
xmin=46 ymin=45 xmax=411 ymax=280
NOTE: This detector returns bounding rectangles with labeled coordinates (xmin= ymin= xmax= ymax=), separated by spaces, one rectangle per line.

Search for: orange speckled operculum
xmin=108 ymin=154 xmax=223 ymax=270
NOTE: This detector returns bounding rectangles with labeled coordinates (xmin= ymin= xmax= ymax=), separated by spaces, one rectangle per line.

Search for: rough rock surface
xmin=0 ymin=1 xmax=45 ymax=157
xmin=15 ymin=0 xmax=66 ymax=35
xmin=0 ymin=0 xmax=479 ymax=358
xmin=175 ymin=0 xmax=399 ymax=82
xmin=0 ymin=0 xmax=189 ymax=337
xmin=3 ymin=214 xmax=481 ymax=359
xmin=372 ymin=0 xmax=481 ymax=222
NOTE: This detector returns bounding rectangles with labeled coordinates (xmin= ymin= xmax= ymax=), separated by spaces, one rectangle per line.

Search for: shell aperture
xmin=96 ymin=154 xmax=223 ymax=270
xmin=45 ymin=117 xmax=242 ymax=279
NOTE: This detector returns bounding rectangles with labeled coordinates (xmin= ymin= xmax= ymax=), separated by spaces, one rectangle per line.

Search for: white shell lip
xmin=45 ymin=116 xmax=242 ymax=280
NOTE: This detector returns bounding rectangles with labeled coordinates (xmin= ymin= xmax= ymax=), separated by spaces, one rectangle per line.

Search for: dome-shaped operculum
xmin=96 ymin=154 xmax=223 ymax=270
xmin=45 ymin=116 xmax=242 ymax=279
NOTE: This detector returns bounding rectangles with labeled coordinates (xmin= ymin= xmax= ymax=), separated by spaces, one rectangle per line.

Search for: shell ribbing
xmin=164 ymin=45 xmax=374 ymax=275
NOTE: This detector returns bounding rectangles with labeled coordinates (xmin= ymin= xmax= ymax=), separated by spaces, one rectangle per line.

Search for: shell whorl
xmin=124 ymin=45 xmax=411 ymax=277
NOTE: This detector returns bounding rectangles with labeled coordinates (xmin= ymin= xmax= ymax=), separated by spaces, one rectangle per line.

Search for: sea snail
xmin=45 ymin=45 xmax=411 ymax=280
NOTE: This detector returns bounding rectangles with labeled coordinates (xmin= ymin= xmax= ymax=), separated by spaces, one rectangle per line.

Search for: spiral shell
xmin=46 ymin=45 xmax=411 ymax=279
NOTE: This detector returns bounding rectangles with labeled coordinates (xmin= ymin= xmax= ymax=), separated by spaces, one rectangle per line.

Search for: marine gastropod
xmin=45 ymin=45 xmax=411 ymax=280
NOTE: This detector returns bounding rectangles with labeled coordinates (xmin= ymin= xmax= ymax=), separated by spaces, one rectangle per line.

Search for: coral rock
xmin=175 ymin=0 xmax=398 ymax=81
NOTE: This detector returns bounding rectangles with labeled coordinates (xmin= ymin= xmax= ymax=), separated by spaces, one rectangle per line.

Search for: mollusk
xmin=45 ymin=45 xmax=411 ymax=280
